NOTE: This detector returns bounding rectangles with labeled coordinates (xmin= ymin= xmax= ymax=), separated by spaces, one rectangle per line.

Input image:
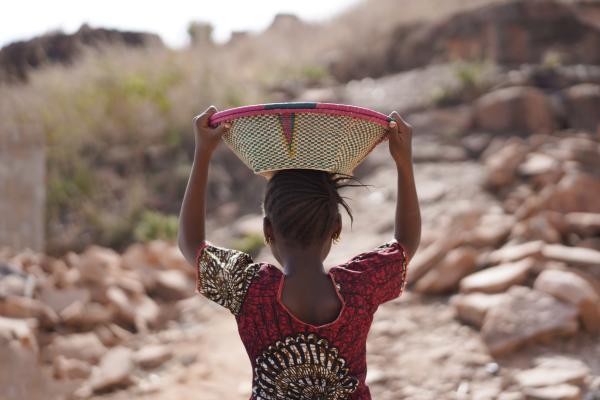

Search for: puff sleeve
xmin=342 ymin=239 xmax=409 ymax=311
xmin=194 ymin=240 xmax=261 ymax=317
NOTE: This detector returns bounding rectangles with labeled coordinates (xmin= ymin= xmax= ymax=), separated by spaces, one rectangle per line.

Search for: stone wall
xmin=0 ymin=125 xmax=45 ymax=253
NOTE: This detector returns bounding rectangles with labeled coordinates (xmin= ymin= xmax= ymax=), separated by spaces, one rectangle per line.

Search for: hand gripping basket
xmin=208 ymin=102 xmax=393 ymax=179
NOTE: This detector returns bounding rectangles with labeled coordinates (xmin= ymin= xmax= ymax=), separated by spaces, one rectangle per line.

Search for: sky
xmin=0 ymin=0 xmax=362 ymax=48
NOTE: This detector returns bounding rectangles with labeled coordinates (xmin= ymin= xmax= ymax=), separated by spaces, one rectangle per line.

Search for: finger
xmin=213 ymin=121 xmax=231 ymax=137
xmin=194 ymin=105 xmax=218 ymax=129
xmin=387 ymin=117 xmax=399 ymax=135
xmin=387 ymin=112 xmax=400 ymax=136
xmin=390 ymin=111 xmax=412 ymax=134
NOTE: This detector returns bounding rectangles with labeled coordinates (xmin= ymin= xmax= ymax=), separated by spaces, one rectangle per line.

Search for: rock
xmin=0 ymin=274 xmax=27 ymax=297
xmin=0 ymin=295 xmax=59 ymax=328
xmin=113 ymin=274 xmax=146 ymax=296
xmin=53 ymin=355 xmax=92 ymax=380
xmin=381 ymin=0 xmax=600 ymax=78
xmin=459 ymin=258 xmax=535 ymax=294
xmin=414 ymin=247 xmax=478 ymax=293
xmin=416 ymin=181 xmax=447 ymax=203
xmin=509 ymin=212 xmax=563 ymax=244
xmin=106 ymin=287 xmax=160 ymax=333
xmin=408 ymin=105 xmax=473 ymax=138
xmin=76 ymin=245 xmax=121 ymax=284
xmin=518 ymin=153 xmax=561 ymax=176
xmin=522 ymin=384 xmax=581 ymax=400
xmin=515 ymin=366 xmax=588 ymax=387
xmin=564 ymin=212 xmax=600 ymax=236
xmin=485 ymin=241 xmax=544 ymax=265
xmin=412 ymin=143 xmax=469 ymax=162
xmin=498 ymin=392 xmax=525 ymax=400
xmin=0 ymin=316 xmax=38 ymax=353
xmin=543 ymin=173 xmax=600 ymax=214
xmin=461 ymin=133 xmax=494 ymax=158
xmin=94 ymin=323 xmax=134 ymax=347
xmin=534 ymin=269 xmax=600 ymax=333
xmin=450 ymin=292 xmax=507 ymax=328
xmin=562 ymin=83 xmax=600 ymax=132
xmin=154 ymin=270 xmax=193 ymax=301
xmin=38 ymin=286 xmax=91 ymax=314
xmin=483 ymin=138 xmax=530 ymax=188
xmin=45 ymin=332 xmax=107 ymax=364
xmin=88 ymin=346 xmax=134 ymax=393
xmin=541 ymin=244 xmax=600 ymax=267
xmin=133 ymin=345 xmax=173 ymax=369
xmin=156 ymin=245 xmax=194 ymax=274
xmin=0 ymin=319 xmax=45 ymax=400
xmin=464 ymin=214 xmax=515 ymax=248
xmin=60 ymin=301 xmax=114 ymax=329
xmin=481 ymin=286 xmax=578 ymax=356
xmin=475 ymin=87 xmax=558 ymax=135
xmin=406 ymin=235 xmax=464 ymax=287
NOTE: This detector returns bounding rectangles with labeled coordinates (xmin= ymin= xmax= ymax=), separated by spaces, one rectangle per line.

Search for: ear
xmin=334 ymin=213 xmax=342 ymax=236
xmin=263 ymin=216 xmax=273 ymax=240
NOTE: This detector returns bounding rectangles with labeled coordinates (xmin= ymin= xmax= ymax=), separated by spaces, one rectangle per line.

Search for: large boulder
xmin=480 ymin=286 xmax=578 ymax=356
xmin=474 ymin=87 xmax=558 ymax=135
xmin=388 ymin=0 xmax=600 ymax=73
xmin=562 ymin=83 xmax=600 ymax=132
xmin=534 ymin=269 xmax=600 ymax=333
xmin=414 ymin=247 xmax=478 ymax=294
xmin=459 ymin=257 xmax=535 ymax=294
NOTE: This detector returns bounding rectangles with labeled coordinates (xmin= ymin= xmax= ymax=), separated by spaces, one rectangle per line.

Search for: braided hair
xmin=261 ymin=169 xmax=369 ymax=247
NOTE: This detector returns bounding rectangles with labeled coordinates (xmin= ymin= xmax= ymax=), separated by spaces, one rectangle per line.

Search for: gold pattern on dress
xmin=253 ymin=332 xmax=359 ymax=399
xmin=196 ymin=243 xmax=260 ymax=316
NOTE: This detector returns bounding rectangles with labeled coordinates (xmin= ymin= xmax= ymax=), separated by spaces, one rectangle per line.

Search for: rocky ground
xmin=1 ymin=132 xmax=599 ymax=399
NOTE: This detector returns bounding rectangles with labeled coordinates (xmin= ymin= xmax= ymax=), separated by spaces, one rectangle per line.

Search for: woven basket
xmin=208 ymin=102 xmax=392 ymax=179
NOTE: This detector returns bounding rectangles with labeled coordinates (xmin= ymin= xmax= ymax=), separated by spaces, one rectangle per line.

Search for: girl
xmin=178 ymin=105 xmax=421 ymax=400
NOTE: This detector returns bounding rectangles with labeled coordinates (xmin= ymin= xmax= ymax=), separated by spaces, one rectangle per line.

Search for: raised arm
xmin=177 ymin=105 xmax=230 ymax=266
xmin=387 ymin=111 xmax=421 ymax=261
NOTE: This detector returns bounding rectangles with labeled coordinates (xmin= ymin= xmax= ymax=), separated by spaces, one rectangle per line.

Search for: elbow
xmin=395 ymin=229 xmax=421 ymax=261
xmin=177 ymin=233 xmax=194 ymax=266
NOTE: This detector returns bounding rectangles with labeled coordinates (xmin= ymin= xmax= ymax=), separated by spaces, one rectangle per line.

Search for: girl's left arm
xmin=177 ymin=105 xmax=230 ymax=265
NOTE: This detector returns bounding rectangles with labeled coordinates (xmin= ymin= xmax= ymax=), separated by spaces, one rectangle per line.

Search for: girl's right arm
xmin=387 ymin=111 xmax=421 ymax=261
xmin=177 ymin=106 xmax=230 ymax=266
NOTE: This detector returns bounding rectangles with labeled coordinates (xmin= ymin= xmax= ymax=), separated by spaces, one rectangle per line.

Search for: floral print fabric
xmin=195 ymin=239 xmax=409 ymax=399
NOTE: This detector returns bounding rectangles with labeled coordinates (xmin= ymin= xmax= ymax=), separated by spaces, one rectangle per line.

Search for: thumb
xmin=213 ymin=121 xmax=231 ymax=137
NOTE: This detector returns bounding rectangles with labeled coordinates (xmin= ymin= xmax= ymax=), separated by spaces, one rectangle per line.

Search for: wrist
xmin=394 ymin=154 xmax=413 ymax=170
xmin=195 ymin=144 xmax=215 ymax=157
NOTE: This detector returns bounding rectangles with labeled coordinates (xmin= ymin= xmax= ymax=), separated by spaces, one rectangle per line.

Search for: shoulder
xmin=247 ymin=262 xmax=282 ymax=290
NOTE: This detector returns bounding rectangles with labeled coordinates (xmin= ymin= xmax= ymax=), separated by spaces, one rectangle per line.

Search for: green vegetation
xmin=134 ymin=209 xmax=179 ymax=243
xmin=430 ymin=59 xmax=496 ymax=107
xmin=230 ymin=233 xmax=265 ymax=257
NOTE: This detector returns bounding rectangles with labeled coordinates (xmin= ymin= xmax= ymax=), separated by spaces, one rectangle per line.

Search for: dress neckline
xmin=275 ymin=268 xmax=346 ymax=329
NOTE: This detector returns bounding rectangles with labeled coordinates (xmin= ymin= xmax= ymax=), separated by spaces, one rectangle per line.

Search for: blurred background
xmin=1 ymin=0 xmax=599 ymax=399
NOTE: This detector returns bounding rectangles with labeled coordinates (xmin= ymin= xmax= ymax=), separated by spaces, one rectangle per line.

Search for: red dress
xmin=195 ymin=239 xmax=409 ymax=400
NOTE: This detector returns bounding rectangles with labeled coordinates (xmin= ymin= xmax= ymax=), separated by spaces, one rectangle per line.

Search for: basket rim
xmin=208 ymin=102 xmax=392 ymax=128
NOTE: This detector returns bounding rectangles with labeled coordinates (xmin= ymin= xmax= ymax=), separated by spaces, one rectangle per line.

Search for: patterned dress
xmin=194 ymin=239 xmax=410 ymax=400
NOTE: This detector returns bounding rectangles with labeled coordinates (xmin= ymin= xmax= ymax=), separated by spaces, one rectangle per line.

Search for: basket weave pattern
xmin=210 ymin=102 xmax=391 ymax=179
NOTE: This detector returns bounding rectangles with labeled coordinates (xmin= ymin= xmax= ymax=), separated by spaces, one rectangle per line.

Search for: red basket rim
xmin=207 ymin=102 xmax=392 ymax=128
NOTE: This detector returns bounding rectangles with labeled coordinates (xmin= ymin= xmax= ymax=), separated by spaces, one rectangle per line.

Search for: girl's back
xmin=194 ymin=238 xmax=409 ymax=399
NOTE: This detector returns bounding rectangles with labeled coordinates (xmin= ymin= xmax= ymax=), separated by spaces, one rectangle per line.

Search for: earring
xmin=332 ymin=233 xmax=340 ymax=245
xmin=264 ymin=236 xmax=272 ymax=245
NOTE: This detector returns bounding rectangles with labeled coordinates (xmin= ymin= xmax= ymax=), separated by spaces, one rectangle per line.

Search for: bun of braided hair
xmin=261 ymin=169 xmax=370 ymax=247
